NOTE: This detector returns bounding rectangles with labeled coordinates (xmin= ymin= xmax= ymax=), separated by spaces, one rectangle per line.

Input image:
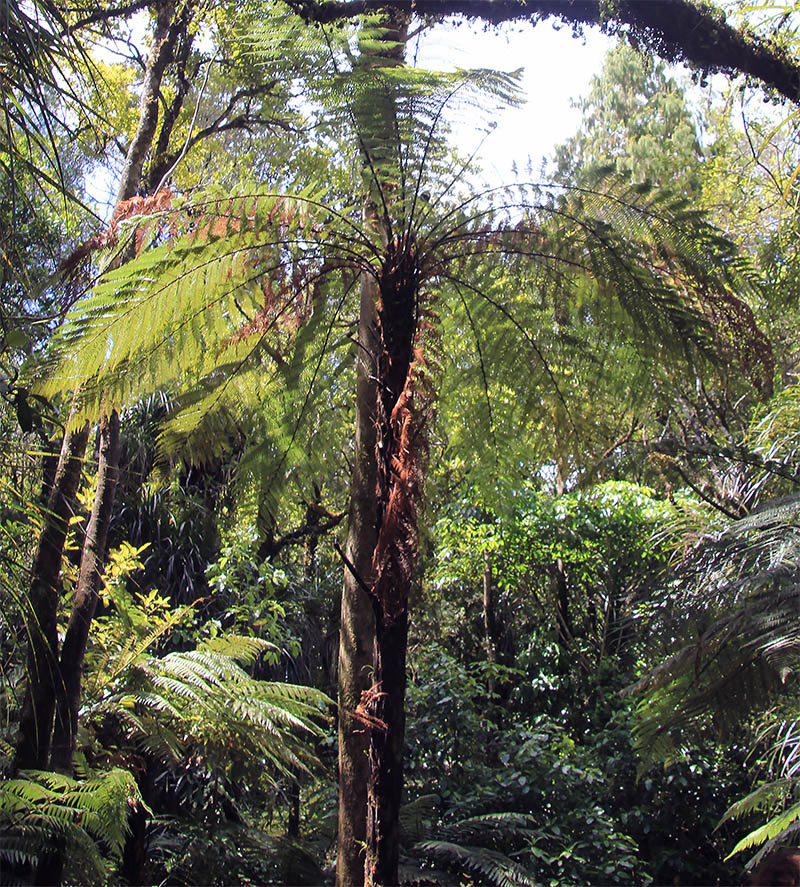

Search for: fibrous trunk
xmin=363 ymin=232 xmax=431 ymax=887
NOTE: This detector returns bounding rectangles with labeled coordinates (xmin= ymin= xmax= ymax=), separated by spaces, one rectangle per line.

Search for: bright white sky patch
xmin=413 ymin=19 xmax=613 ymax=186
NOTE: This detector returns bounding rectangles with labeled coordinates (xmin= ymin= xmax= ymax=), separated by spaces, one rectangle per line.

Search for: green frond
xmin=96 ymin=630 xmax=331 ymax=782
xmin=105 ymin=604 xmax=193 ymax=682
xmin=718 ymin=779 xmax=793 ymax=828
xmin=0 ymin=768 xmax=144 ymax=879
xmin=442 ymin=812 xmax=539 ymax=841
xmin=153 ymin=279 xmax=355 ymax=496
xmin=198 ymin=632 xmax=278 ymax=664
xmin=34 ymin=189 xmax=340 ymax=421
xmin=399 ymin=793 xmax=439 ymax=844
xmin=415 ymin=839 xmax=536 ymax=887
xmin=728 ymin=493 xmax=800 ymax=535
xmin=726 ymin=799 xmax=800 ymax=859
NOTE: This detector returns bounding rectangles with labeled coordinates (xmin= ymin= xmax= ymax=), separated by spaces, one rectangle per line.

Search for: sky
xmin=414 ymin=19 xmax=613 ymax=185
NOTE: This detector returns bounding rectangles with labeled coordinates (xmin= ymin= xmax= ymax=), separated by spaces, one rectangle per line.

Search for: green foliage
xmin=405 ymin=478 xmax=757 ymax=885
xmin=0 ymin=767 xmax=143 ymax=884
xmin=85 ymin=578 xmax=329 ymax=780
xmin=552 ymin=41 xmax=702 ymax=190
xmin=417 ymin=815 xmax=538 ymax=887
xmin=716 ymin=715 xmax=800 ymax=863
xmin=629 ymin=485 xmax=800 ymax=770
xmin=426 ymin=481 xmax=673 ymax=670
xmin=2 ymin=7 xmax=795 ymax=886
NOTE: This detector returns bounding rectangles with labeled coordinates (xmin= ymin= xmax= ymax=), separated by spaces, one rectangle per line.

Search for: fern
xmin=0 ymin=768 xmax=143 ymax=883
xmin=416 ymin=839 xmax=536 ymax=887
xmin=726 ymin=800 xmax=800 ymax=859
xmin=85 ymin=623 xmax=330 ymax=782
xmin=411 ymin=810 xmax=540 ymax=887
xmin=629 ymin=481 xmax=800 ymax=770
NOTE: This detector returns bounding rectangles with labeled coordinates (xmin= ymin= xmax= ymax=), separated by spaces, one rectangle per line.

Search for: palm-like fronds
xmin=29 ymin=6 xmax=769 ymax=511
xmin=717 ymin=717 xmax=800 ymax=863
xmin=415 ymin=812 xmax=539 ymax=887
xmin=0 ymin=0 xmax=94 ymax=198
xmin=86 ymin=627 xmax=330 ymax=780
xmin=0 ymin=767 xmax=143 ymax=883
xmin=35 ymin=177 xmax=767 ymax=456
xmin=630 ymin=492 xmax=800 ymax=770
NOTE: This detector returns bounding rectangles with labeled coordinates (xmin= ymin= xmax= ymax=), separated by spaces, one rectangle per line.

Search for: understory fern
xmin=718 ymin=717 xmax=800 ymax=865
xmin=86 ymin=623 xmax=331 ymax=780
xmin=414 ymin=812 xmax=538 ymax=887
xmin=630 ymin=493 xmax=800 ymax=771
xmin=0 ymin=768 xmax=143 ymax=884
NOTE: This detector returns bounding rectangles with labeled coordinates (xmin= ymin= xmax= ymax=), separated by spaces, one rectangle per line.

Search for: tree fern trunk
xmin=14 ymin=420 xmax=89 ymax=772
xmin=337 ymin=272 xmax=379 ymax=887
xmin=51 ymin=411 xmax=121 ymax=775
xmin=365 ymin=603 xmax=408 ymax=887
xmin=343 ymin=11 xmax=419 ymax=884
xmin=363 ymin=267 xmax=426 ymax=886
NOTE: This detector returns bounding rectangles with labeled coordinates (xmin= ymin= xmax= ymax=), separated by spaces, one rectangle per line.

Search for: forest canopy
xmin=4 ymin=2 xmax=800 ymax=886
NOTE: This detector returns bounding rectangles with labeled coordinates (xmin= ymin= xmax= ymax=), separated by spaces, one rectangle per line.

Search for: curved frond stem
xmin=452 ymin=279 xmax=497 ymax=466
xmin=437 ymin=270 xmax=577 ymax=436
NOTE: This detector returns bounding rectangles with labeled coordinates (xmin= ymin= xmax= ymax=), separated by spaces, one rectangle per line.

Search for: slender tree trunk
xmin=121 ymin=759 xmax=154 ymax=886
xmin=29 ymin=415 xmax=117 ymax=887
xmin=338 ymin=12 xmax=418 ymax=885
xmin=483 ymin=551 xmax=497 ymax=697
xmin=363 ymin=312 xmax=427 ymax=887
xmin=51 ymin=411 xmax=121 ymax=775
xmin=116 ymin=0 xmax=178 ymax=204
xmin=14 ymin=420 xmax=89 ymax=772
xmin=287 ymin=772 xmax=301 ymax=838
xmin=46 ymin=0 xmax=184 ymax=776
xmin=31 ymin=7 xmax=183 ymax=883
xmin=337 ymin=273 xmax=379 ymax=887
xmin=16 ymin=0 xmax=181 ymax=779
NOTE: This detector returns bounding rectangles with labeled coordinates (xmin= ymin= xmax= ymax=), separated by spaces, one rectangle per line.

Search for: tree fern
xmin=632 ymin=486 xmax=800 ymax=804
xmin=0 ymin=767 xmax=143 ymax=884
xmin=714 ymin=716 xmax=800 ymax=863
xmin=416 ymin=839 xmax=536 ymax=887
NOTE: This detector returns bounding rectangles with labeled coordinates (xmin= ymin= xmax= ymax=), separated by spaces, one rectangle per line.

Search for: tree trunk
xmin=50 ymin=411 xmax=121 ymax=775
xmin=45 ymin=0 xmax=183 ymax=777
xmin=337 ymin=272 xmax=379 ymax=887
xmin=550 ymin=557 xmax=573 ymax=651
xmin=116 ymin=0 xmax=178 ymax=204
xmin=363 ymin=217 xmax=426 ymax=886
xmin=339 ymin=12 xmax=419 ymax=885
xmin=30 ymin=5 xmax=183 ymax=882
xmin=14 ymin=420 xmax=89 ymax=772
xmin=483 ymin=551 xmax=497 ymax=698
xmin=287 ymin=772 xmax=301 ymax=838
xmin=365 ymin=602 xmax=408 ymax=887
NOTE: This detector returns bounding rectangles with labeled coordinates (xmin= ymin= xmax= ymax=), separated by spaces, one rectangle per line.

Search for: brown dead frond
xmin=354 ymin=683 xmax=388 ymax=733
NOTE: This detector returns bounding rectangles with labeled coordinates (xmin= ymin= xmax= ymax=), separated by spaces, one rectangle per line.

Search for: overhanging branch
xmin=287 ymin=0 xmax=800 ymax=103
